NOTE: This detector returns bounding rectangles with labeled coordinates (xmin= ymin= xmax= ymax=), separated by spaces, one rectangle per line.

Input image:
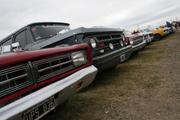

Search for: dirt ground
xmin=44 ymin=31 xmax=180 ymax=120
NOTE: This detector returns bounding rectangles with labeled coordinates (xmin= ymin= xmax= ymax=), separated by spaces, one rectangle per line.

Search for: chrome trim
xmin=93 ymin=45 xmax=132 ymax=61
xmin=32 ymin=53 xmax=74 ymax=82
xmin=0 ymin=65 xmax=97 ymax=120
xmin=38 ymin=60 xmax=72 ymax=73
xmin=97 ymin=37 xmax=123 ymax=42
xmin=0 ymin=74 xmax=27 ymax=85
xmin=0 ymin=63 xmax=32 ymax=98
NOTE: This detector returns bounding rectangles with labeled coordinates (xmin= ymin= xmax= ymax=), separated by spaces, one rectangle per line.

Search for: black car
xmin=0 ymin=22 xmax=132 ymax=71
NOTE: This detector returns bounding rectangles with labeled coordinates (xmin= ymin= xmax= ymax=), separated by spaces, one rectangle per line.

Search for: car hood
xmin=141 ymin=31 xmax=153 ymax=35
xmin=30 ymin=27 xmax=122 ymax=50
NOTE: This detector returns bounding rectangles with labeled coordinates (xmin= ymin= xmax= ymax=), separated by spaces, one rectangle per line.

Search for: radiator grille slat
xmin=0 ymin=64 xmax=32 ymax=98
xmin=33 ymin=54 xmax=74 ymax=82
xmin=132 ymin=37 xmax=144 ymax=46
xmin=0 ymin=51 xmax=79 ymax=107
xmin=89 ymin=33 xmax=124 ymax=56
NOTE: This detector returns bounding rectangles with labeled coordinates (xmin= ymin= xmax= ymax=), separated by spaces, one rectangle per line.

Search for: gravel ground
xmin=44 ymin=31 xmax=180 ymax=120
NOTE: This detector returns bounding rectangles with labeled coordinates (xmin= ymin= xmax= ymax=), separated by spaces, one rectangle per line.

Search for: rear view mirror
xmin=12 ymin=42 xmax=20 ymax=48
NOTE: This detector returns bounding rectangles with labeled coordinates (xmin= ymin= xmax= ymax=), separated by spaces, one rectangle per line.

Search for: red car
xmin=0 ymin=43 xmax=97 ymax=120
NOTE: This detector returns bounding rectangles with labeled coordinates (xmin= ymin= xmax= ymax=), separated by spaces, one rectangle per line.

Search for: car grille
xmin=0 ymin=49 xmax=82 ymax=107
xmin=132 ymin=36 xmax=144 ymax=46
xmin=32 ymin=54 xmax=74 ymax=82
xmin=90 ymin=33 xmax=125 ymax=56
xmin=0 ymin=64 xmax=32 ymax=98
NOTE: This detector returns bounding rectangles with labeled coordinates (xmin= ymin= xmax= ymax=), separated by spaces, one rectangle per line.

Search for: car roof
xmin=27 ymin=22 xmax=70 ymax=27
xmin=0 ymin=22 xmax=70 ymax=44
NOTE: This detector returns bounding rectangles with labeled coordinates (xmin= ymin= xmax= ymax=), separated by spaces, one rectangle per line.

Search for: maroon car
xmin=0 ymin=43 xmax=97 ymax=120
xmin=125 ymin=32 xmax=146 ymax=53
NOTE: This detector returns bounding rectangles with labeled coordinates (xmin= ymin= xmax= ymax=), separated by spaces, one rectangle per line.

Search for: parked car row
xmin=0 ymin=22 xmax=176 ymax=120
xmin=152 ymin=25 xmax=176 ymax=41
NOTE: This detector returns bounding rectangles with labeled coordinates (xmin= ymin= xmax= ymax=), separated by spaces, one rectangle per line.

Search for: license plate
xmin=120 ymin=54 xmax=126 ymax=62
xmin=22 ymin=97 xmax=56 ymax=120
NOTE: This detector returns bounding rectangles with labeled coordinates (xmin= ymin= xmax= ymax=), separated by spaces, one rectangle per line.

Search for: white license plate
xmin=120 ymin=54 xmax=126 ymax=62
xmin=22 ymin=97 xmax=56 ymax=120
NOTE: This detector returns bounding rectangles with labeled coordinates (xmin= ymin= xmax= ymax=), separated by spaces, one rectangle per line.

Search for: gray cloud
xmin=0 ymin=0 xmax=180 ymax=39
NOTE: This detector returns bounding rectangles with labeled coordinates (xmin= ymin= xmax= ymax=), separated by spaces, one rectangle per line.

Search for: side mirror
xmin=11 ymin=42 xmax=20 ymax=51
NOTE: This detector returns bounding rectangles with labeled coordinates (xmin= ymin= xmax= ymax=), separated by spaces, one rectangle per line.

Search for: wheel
xmin=154 ymin=34 xmax=162 ymax=41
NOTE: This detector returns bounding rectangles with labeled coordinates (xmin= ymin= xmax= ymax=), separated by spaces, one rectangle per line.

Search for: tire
xmin=154 ymin=34 xmax=162 ymax=41
xmin=133 ymin=51 xmax=139 ymax=55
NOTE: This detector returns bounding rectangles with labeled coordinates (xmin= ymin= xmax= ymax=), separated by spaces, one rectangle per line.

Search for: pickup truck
xmin=0 ymin=43 xmax=97 ymax=120
xmin=124 ymin=32 xmax=146 ymax=53
xmin=0 ymin=22 xmax=132 ymax=71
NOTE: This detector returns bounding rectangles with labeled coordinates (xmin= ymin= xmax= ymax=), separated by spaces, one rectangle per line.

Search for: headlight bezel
xmin=71 ymin=50 xmax=88 ymax=67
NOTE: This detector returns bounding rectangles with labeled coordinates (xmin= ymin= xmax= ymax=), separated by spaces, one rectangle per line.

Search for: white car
xmin=139 ymin=29 xmax=154 ymax=44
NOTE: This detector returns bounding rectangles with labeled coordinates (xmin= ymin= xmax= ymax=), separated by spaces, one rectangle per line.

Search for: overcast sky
xmin=0 ymin=0 xmax=180 ymax=40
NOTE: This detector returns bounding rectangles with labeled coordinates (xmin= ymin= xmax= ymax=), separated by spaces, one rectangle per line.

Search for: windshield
xmin=143 ymin=29 xmax=151 ymax=32
xmin=31 ymin=24 xmax=70 ymax=40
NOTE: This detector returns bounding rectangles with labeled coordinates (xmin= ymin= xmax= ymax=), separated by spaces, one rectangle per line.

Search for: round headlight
xmin=109 ymin=43 xmax=114 ymax=50
xmin=100 ymin=49 xmax=105 ymax=53
xmin=90 ymin=38 xmax=97 ymax=48
xmin=71 ymin=51 xmax=87 ymax=67
xmin=120 ymin=40 xmax=124 ymax=47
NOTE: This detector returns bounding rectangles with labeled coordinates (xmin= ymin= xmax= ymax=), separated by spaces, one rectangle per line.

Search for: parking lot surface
xmin=44 ymin=31 xmax=180 ymax=120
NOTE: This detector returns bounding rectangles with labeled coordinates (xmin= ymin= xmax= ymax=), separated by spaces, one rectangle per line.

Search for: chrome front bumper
xmin=0 ymin=65 xmax=97 ymax=120
xmin=93 ymin=45 xmax=132 ymax=71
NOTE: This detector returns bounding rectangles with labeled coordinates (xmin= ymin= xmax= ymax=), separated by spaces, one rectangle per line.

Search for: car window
xmin=31 ymin=24 xmax=70 ymax=41
xmin=15 ymin=30 xmax=26 ymax=48
xmin=26 ymin=30 xmax=34 ymax=44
